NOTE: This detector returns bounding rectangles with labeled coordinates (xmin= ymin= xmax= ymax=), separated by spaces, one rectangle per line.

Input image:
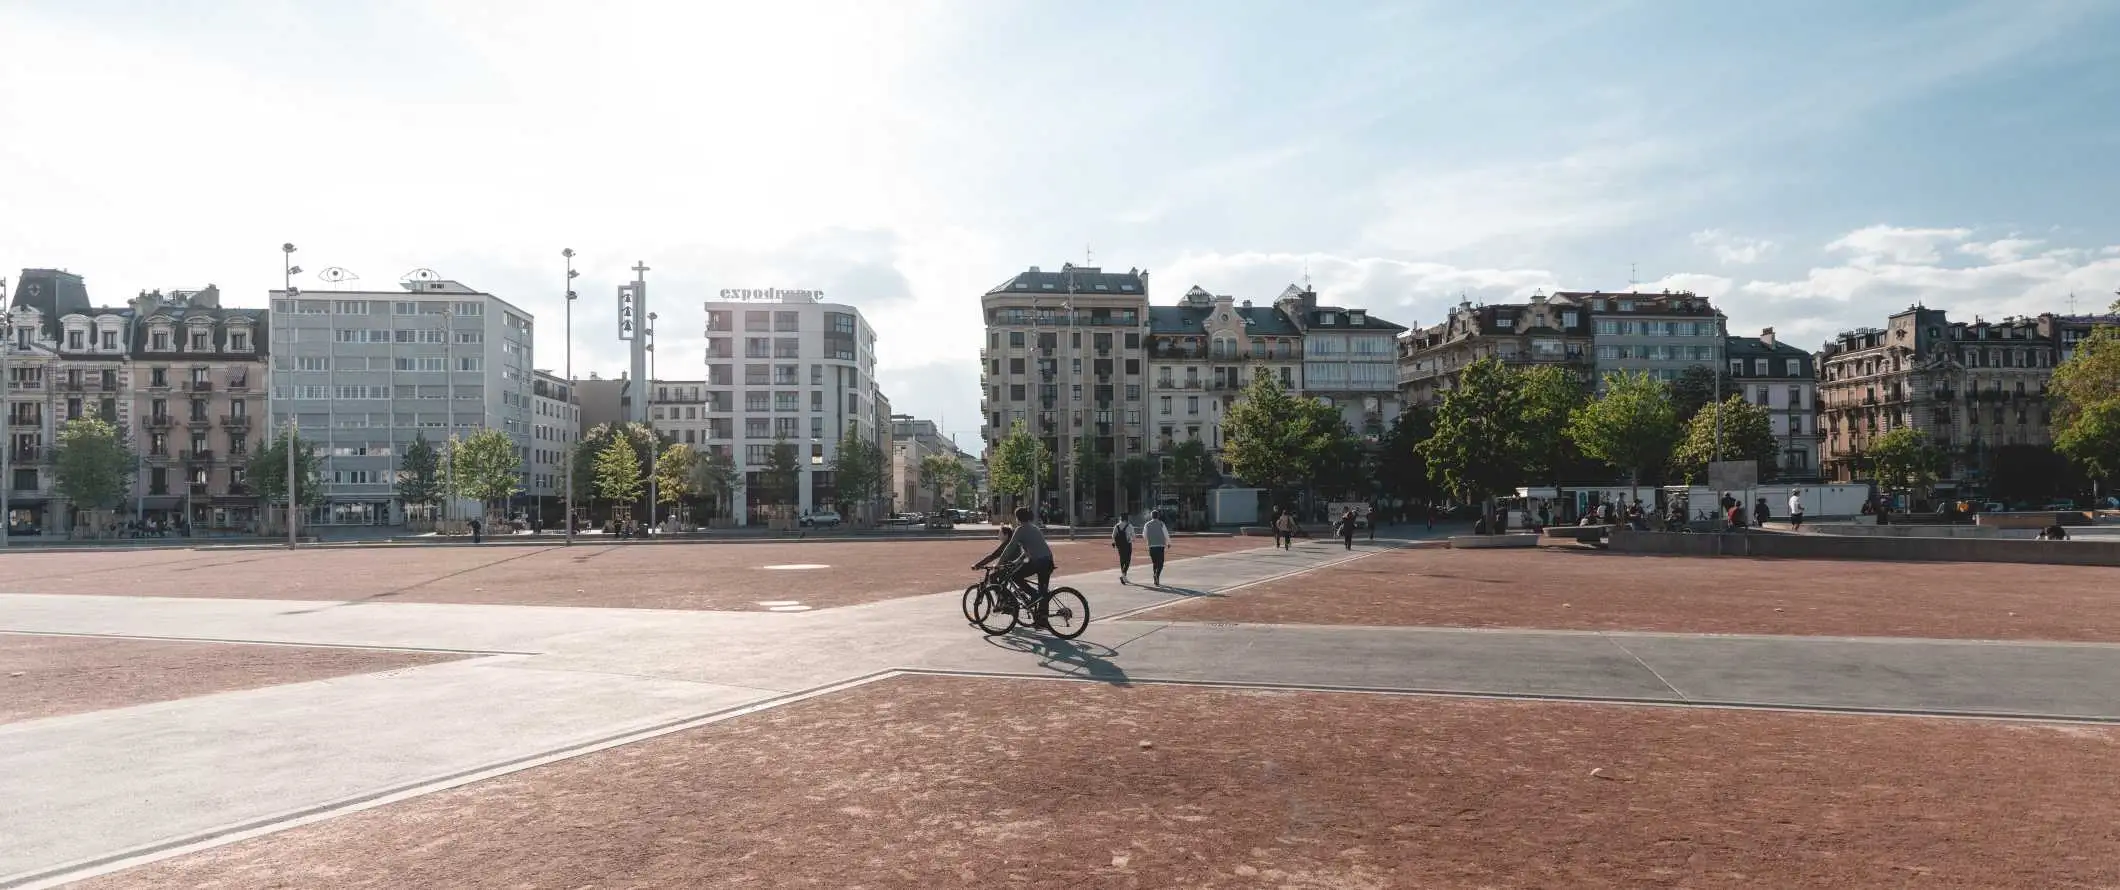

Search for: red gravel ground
xmin=3 ymin=536 xmax=1265 ymax=611
xmin=1159 ymin=547 xmax=2120 ymax=642
xmin=0 ymin=633 xmax=462 ymax=725
xmin=83 ymin=675 xmax=2120 ymax=889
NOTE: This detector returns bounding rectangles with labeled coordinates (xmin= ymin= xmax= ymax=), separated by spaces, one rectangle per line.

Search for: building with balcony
xmin=1725 ymin=327 xmax=1820 ymax=481
xmin=1271 ymin=284 xmax=1406 ymax=443
xmin=889 ymin=413 xmax=965 ymax=515
xmin=1145 ymin=286 xmax=1304 ymax=463
xmin=1563 ymin=290 xmax=1725 ymax=385
xmin=123 ymin=286 xmax=267 ymax=530
xmin=528 ymin=369 xmax=579 ymax=517
xmin=697 ymin=292 xmax=879 ymax=523
xmin=978 ymin=263 xmax=1150 ymax=521
xmin=1396 ymin=293 xmax=1593 ymax=407
xmin=267 ymin=278 xmax=535 ymax=526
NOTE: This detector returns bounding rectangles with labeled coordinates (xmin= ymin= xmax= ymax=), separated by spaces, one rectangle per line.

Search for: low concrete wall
xmin=1977 ymin=512 xmax=2087 ymax=529
xmin=1809 ymin=523 xmax=2021 ymax=539
xmin=1450 ymin=534 xmax=1541 ymax=549
xmin=1610 ymin=529 xmax=2120 ymax=566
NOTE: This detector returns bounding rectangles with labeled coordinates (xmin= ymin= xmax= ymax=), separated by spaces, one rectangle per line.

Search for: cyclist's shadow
xmin=983 ymin=633 xmax=1131 ymax=685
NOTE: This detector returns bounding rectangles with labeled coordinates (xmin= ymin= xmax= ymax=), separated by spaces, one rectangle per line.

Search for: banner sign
xmin=717 ymin=288 xmax=823 ymax=303
xmin=618 ymin=285 xmax=637 ymax=340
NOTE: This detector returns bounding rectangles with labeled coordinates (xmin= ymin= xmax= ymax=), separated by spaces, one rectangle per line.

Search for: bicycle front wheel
xmin=1039 ymin=587 xmax=1090 ymax=639
xmin=974 ymin=586 xmax=1019 ymax=635
xmin=961 ymin=582 xmax=985 ymax=624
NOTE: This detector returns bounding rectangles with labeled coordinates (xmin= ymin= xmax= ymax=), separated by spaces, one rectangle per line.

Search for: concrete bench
xmin=1449 ymin=533 xmax=1541 ymax=549
xmin=1541 ymin=526 xmax=1609 ymax=542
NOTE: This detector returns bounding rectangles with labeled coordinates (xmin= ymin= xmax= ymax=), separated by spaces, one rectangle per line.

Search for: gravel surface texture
xmin=1159 ymin=547 xmax=2120 ymax=641
xmin=81 ymin=674 xmax=2120 ymax=889
xmin=0 ymin=633 xmax=463 ymax=724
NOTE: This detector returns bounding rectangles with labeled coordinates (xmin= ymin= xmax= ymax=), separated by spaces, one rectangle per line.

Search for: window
xmin=454 ymin=331 xmax=482 ymax=344
xmin=67 ymin=331 xmax=83 ymax=350
xmin=152 ymin=331 xmax=171 ymax=351
xmin=101 ymin=330 xmax=117 ymax=350
xmin=1596 ymin=345 xmax=1617 ymax=359
xmin=1009 ymin=331 xmax=1025 ymax=347
xmin=774 ymin=311 xmax=800 ymax=331
xmin=335 ymin=301 xmax=368 ymax=315
xmin=811 ymin=364 xmax=823 ymax=385
xmin=1785 ymin=358 xmax=1800 ymax=376
xmin=1125 ymin=384 xmax=1140 ymax=400
xmin=457 ymin=357 xmax=482 ymax=371
xmin=452 ymin=301 xmax=483 ymax=316
xmin=745 ymin=418 xmax=770 ymax=438
xmin=1160 ymin=396 xmax=1172 ymax=415
xmin=1186 ymin=396 xmax=1199 ymax=415
xmin=1562 ymin=311 xmax=1579 ymax=328
xmin=1596 ymin=320 xmax=1618 ymax=335
xmin=1729 ymin=360 xmax=1744 ymax=376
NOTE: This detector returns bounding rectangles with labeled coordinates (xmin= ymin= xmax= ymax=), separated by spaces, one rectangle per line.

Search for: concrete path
xmin=5 ymin=532 xmax=2120 ymax=887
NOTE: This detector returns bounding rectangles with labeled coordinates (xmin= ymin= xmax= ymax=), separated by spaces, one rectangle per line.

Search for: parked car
xmin=800 ymin=511 xmax=843 ymax=528
xmin=924 ymin=513 xmax=955 ymax=530
xmin=1979 ymin=502 xmax=2007 ymax=513
xmin=2043 ymin=500 xmax=2077 ymax=511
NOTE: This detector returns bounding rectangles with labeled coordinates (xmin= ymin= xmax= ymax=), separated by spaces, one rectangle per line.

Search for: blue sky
xmin=3 ymin=0 xmax=2116 ymax=452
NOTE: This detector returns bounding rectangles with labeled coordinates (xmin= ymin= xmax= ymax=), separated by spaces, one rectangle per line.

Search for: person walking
xmin=1754 ymin=496 xmax=1772 ymax=529
xmin=1142 ymin=510 xmax=1171 ymax=587
xmin=1336 ymin=508 xmax=1358 ymax=551
xmin=1788 ymin=491 xmax=1805 ymax=531
xmin=469 ymin=516 xmax=483 ymax=544
xmin=1111 ymin=514 xmax=1135 ymax=584
xmin=1367 ymin=505 xmax=1378 ymax=541
xmin=1273 ymin=509 xmax=1295 ymax=549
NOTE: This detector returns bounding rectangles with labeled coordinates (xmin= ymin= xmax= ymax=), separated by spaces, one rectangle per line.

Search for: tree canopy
xmin=1669 ymin=394 xmax=1779 ymax=483
xmin=919 ymin=451 xmax=966 ymax=509
xmin=1376 ymin=405 xmax=1439 ymax=506
xmin=1222 ymin=374 xmax=1355 ymax=495
xmin=2052 ymin=309 xmax=2120 ymax=486
xmin=571 ymin=422 xmax=658 ymax=504
xmin=52 ymin=417 xmax=134 ymax=513
xmin=1419 ymin=358 xmax=1534 ymax=502
xmin=247 ymin=428 xmax=325 ymax=507
xmin=1668 ymin=364 xmax=1733 ymax=424
xmin=397 ymin=434 xmax=444 ymax=508
xmin=1515 ymin=364 xmax=1589 ymax=482
xmin=759 ymin=435 xmax=802 ymax=507
xmin=688 ymin=448 xmax=741 ymax=519
xmin=987 ymin=420 xmax=1047 ymax=501
xmin=1565 ymin=371 xmax=1680 ymax=484
xmin=1866 ymin=426 xmax=1941 ymax=493
xmin=446 ymin=429 xmax=522 ymax=512
xmin=654 ymin=442 xmax=696 ymax=507
xmin=831 ymin=429 xmax=887 ymax=516
xmin=591 ymin=434 xmax=644 ymax=506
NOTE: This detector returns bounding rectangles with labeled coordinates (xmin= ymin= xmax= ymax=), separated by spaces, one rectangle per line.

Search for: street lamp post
xmin=282 ymin=243 xmax=301 ymax=549
xmin=562 ymin=249 xmax=578 ymax=544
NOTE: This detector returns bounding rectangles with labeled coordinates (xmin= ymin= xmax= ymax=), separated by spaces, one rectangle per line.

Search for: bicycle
xmin=968 ymin=568 xmax=1089 ymax=639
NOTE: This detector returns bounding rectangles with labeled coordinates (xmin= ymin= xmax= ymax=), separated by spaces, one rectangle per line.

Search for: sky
xmin=4 ymin=0 xmax=2117 ymax=455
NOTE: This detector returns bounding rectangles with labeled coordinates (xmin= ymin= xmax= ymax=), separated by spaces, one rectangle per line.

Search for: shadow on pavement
xmin=983 ymin=633 xmax=1131 ymax=685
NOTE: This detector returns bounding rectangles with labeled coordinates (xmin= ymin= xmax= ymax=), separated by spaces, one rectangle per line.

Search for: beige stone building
xmin=1396 ymin=294 xmax=1594 ymax=407
xmin=1145 ymin=286 xmax=1304 ymax=462
xmin=124 ymin=286 xmax=267 ymax=531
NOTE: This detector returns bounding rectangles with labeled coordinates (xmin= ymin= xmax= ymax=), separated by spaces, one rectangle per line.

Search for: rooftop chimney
xmin=1760 ymin=327 xmax=1776 ymax=346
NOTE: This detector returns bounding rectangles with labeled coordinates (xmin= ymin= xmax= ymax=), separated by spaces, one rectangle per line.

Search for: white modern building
xmin=267 ymin=278 xmax=536 ymax=526
xmin=698 ymin=291 xmax=878 ymax=523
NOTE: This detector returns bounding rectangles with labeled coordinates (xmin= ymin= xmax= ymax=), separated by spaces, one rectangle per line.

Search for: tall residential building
xmin=1395 ymin=293 xmax=1593 ymax=407
xmin=697 ymin=292 xmax=878 ymax=523
xmin=1563 ymin=290 xmax=1725 ymax=384
xmin=890 ymin=413 xmax=961 ymax=514
xmin=528 ymin=370 xmax=580 ymax=515
xmin=267 ymin=278 xmax=536 ymax=526
xmin=1271 ymin=284 xmax=1405 ymax=442
xmin=1145 ymin=286 xmax=1304 ymax=460
xmin=978 ymin=264 xmax=1150 ymax=520
xmin=1816 ymin=307 xmax=2083 ymax=490
xmin=1725 ymin=327 xmax=1820 ymax=481
xmin=123 ymin=287 xmax=269 ymax=530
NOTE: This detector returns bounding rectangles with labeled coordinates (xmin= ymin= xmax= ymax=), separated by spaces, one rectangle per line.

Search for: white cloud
xmin=1157 ymin=251 xmax=1562 ymax=331
xmin=1958 ymin=237 xmax=2045 ymax=263
xmin=1824 ymin=225 xmax=1973 ymax=266
xmin=1690 ymin=229 xmax=1778 ymax=265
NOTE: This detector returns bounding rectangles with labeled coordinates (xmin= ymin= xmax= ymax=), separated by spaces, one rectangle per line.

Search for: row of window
xmin=1595 ymin=320 xmax=1718 ymax=337
xmin=278 ymin=386 xmax=482 ymax=400
xmin=278 ymin=300 xmax=485 ymax=317
xmin=44 ymin=327 xmax=253 ymax=353
xmin=331 ymin=329 xmax=481 ymax=345
xmin=1599 ymin=345 xmax=1718 ymax=362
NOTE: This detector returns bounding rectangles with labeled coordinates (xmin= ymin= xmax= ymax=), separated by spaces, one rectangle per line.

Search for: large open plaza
xmin=5 ymin=532 xmax=2119 ymax=888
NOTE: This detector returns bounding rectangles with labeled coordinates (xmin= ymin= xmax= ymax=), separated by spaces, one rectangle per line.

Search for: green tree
xmin=987 ymin=420 xmax=1047 ymax=509
xmin=688 ymin=447 xmax=741 ymax=520
xmin=2052 ymin=310 xmax=2120 ymax=491
xmin=1668 ymin=364 xmax=1733 ymax=423
xmin=1566 ymin=371 xmax=1681 ymax=485
xmin=1669 ymin=394 xmax=1778 ymax=483
xmin=1866 ymin=426 xmax=1942 ymax=494
xmin=53 ymin=417 xmax=135 ymax=531
xmin=446 ymin=429 xmax=523 ymax=521
xmin=2056 ymin=401 xmax=2120 ymax=492
xmin=654 ymin=442 xmax=696 ymax=508
xmin=1070 ymin=437 xmax=1114 ymax=510
xmin=248 ymin=428 xmax=325 ymax=530
xmin=1222 ymin=374 xmax=1340 ymax=496
xmin=591 ymin=434 xmax=644 ymax=508
xmin=1117 ymin=455 xmax=1154 ymax=514
xmin=570 ymin=422 xmax=658 ymax=505
xmin=1419 ymin=358 xmax=1531 ymax=506
xmin=760 ymin=435 xmax=802 ymax=508
xmin=1986 ymin=443 xmax=2075 ymax=506
xmin=1163 ymin=437 xmax=1216 ymax=510
xmin=1516 ymin=364 xmax=1589 ymax=483
xmin=919 ymin=451 xmax=965 ymax=510
xmin=1377 ymin=405 xmax=1439 ymax=508
xmin=397 ymin=433 xmax=443 ymax=513
xmin=830 ymin=430 xmax=887 ymax=520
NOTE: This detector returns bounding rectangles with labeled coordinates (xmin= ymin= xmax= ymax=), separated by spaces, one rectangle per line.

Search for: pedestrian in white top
xmin=1142 ymin=511 xmax=1172 ymax=586
xmin=1788 ymin=492 xmax=1805 ymax=531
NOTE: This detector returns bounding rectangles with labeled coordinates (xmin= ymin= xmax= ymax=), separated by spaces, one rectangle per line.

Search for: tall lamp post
xmin=1 ymin=309 xmax=12 ymax=550
xmin=644 ymin=311 xmax=658 ymax=532
xmin=562 ymin=249 xmax=578 ymax=544
xmin=282 ymin=243 xmax=301 ymax=549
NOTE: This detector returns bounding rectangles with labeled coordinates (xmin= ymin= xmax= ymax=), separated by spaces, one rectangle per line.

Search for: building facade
xmin=267 ymin=278 xmax=536 ymax=526
xmin=1725 ymin=327 xmax=1820 ymax=481
xmin=1145 ymin=286 xmax=1304 ymax=460
xmin=978 ymin=264 xmax=1151 ymax=521
xmin=1395 ymin=293 xmax=1593 ymax=407
xmin=889 ymin=413 xmax=960 ymax=514
xmin=528 ymin=369 xmax=579 ymax=514
xmin=1272 ymin=285 xmax=1405 ymax=442
xmin=1562 ymin=290 xmax=1724 ymax=384
xmin=698 ymin=293 xmax=879 ymax=522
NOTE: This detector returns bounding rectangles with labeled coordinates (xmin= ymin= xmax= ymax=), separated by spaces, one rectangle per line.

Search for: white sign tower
xmin=619 ymin=261 xmax=650 ymax=424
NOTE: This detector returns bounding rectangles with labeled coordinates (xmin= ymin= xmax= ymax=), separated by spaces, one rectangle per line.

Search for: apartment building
xmin=123 ymin=287 xmax=268 ymax=530
xmin=1817 ymin=306 xmax=2078 ymax=490
xmin=528 ymin=369 xmax=579 ymax=516
xmin=267 ymin=278 xmax=536 ymax=526
xmin=1558 ymin=290 xmax=1724 ymax=385
xmin=889 ymin=413 xmax=960 ymax=514
xmin=1145 ymin=286 xmax=1304 ymax=460
xmin=978 ymin=264 xmax=1150 ymax=521
xmin=1272 ymin=285 xmax=1405 ymax=442
xmin=1725 ymin=327 xmax=1820 ymax=481
xmin=698 ymin=292 xmax=879 ymax=522
xmin=1396 ymin=293 xmax=1593 ymax=407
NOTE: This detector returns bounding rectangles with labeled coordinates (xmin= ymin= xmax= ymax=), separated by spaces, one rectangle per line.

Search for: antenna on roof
xmin=1302 ymin=260 xmax=1312 ymax=291
xmin=2068 ymin=291 xmax=2079 ymax=314
xmin=1629 ymin=262 xmax=1638 ymax=287
xmin=1085 ymin=243 xmax=1093 ymax=266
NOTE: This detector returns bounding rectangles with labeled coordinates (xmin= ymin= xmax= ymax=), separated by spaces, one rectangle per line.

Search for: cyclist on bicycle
xmin=972 ymin=523 xmax=1018 ymax=579
xmin=972 ymin=507 xmax=1054 ymax=603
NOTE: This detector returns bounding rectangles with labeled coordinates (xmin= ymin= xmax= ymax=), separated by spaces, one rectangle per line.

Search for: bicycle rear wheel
xmin=974 ymin=585 xmax=1019 ymax=635
xmin=1039 ymin=587 xmax=1090 ymax=639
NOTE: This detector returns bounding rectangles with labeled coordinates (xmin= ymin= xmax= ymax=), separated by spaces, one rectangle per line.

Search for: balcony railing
xmin=181 ymin=449 xmax=216 ymax=463
xmin=60 ymin=380 xmax=85 ymax=392
xmin=190 ymin=380 xmax=214 ymax=392
xmin=147 ymin=379 xmax=172 ymax=390
xmin=221 ymin=414 xmax=252 ymax=429
xmin=226 ymin=377 xmax=249 ymax=391
xmin=187 ymin=415 xmax=213 ymax=429
xmin=188 ymin=482 xmax=211 ymax=497
xmin=147 ymin=415 xmax=174 ymax=430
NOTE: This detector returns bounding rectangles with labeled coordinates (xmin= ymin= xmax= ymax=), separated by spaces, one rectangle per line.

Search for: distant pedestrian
xmin=1274 ymin=509 xmax=1295 ymax=549
xmin=1537 ymin=502 xmax=1552 ymax=530
xmin=1142 ymin=511 xmax=1171 ymax=586
xmin=1425 ymin=504 xmax=1435 ymax=531
xmin=1754 ymin=496 xmax=1771 ymax=528
xmin=1336 ymin=508 xmax=1357 ymax=550
xmin=1367 ymin=506 xmax=1377 ymax=541
xmin=1788 ymin=492 xmax=1805 ymax=530
xmin=1111 ymin=515 xmax=1135 ymax=584
xmin=469 ymin=517 xmax=484 ymax=544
